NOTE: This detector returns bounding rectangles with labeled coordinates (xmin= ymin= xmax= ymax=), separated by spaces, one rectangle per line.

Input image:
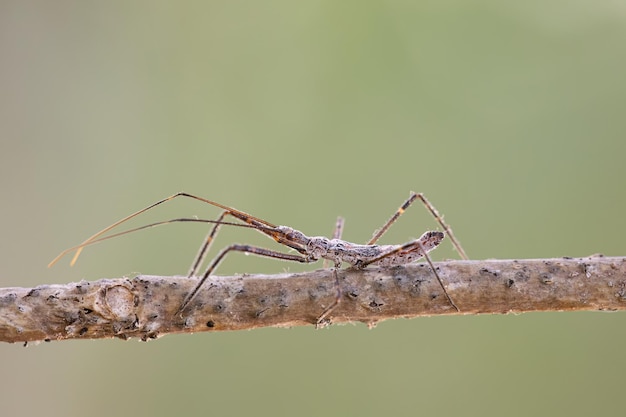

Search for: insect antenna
xmin=48 ymin=218 xmax=277 ymax=267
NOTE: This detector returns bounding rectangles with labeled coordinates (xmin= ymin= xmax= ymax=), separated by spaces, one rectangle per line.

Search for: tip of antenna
xmin=47 ymin=247 xmax=81 ymax=268
xmin=69 ymin=248 xmax=83 ymax=266
xmin=47 ymin=254 xmax=64 ymax=268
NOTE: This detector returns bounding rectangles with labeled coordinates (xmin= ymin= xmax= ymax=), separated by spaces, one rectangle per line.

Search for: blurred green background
xmin=1 ymin=1 xmax=625 ymax=416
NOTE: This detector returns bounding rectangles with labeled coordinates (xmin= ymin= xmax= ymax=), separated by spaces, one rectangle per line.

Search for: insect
xmin=49 ymin=192 xmax=468 ymax=326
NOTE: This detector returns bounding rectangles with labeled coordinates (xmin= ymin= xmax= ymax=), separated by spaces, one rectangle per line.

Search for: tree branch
xmin=2 ymin=256 xmax=625 ymax=344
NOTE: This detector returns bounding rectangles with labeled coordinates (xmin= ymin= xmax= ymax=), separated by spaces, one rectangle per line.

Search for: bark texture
xmin=1 ymin=256 xmax=624 ymax=344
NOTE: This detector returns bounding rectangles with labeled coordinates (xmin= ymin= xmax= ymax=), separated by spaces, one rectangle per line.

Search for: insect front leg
xmin=359 ymin=232 xmax=459 ymax=312
xmin=367 ymin=192 xmax=468 ymax=261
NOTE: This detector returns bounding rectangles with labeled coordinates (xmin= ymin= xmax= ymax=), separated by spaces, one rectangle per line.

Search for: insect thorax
xmin=306 ymin=236 xmax=386 ymax=267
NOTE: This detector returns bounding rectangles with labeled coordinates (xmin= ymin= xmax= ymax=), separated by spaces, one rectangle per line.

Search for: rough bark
xmin=1 ymin=256 xmax=624 ymax=344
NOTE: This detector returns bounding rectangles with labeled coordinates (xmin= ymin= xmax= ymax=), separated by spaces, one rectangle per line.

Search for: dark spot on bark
xmin=0 ymin=293 xmax=17 ymax=306
xmin=44 ymin=338 xmax=51 ymax=342
xmin=83 ymin=308 xmax=93 ymax=314
xmin=480 ymin=268 xmax=499 ymax=277
xmin=515 ymin=270 xmax=530 ymax=281
xmin=207 ymin=320 xmax=215 ymax=328
xmin=26 ymin=289 xmax=39 ymax=297
xmin=79 ymin=327 xmax=88 ymax=335
xmin=65 ymin=313 xmax=79 ymax=324
xmin=548 ymin=264 xmax=561 ymax=274
xmin=506 ymin=279 xmax=515 ymax=288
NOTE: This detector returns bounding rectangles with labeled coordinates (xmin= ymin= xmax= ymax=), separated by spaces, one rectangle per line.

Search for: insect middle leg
xmin=186 ymin=208 xmax=283 ymax=280
xmin=177 ymin=244 xmax=315 ymax=315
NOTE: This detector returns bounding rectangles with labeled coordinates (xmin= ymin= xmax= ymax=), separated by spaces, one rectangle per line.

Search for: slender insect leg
xmin=367 ymin=192 xmax=469 ymax=261
xmin=416 ymin=241 xmax=459 ymax=311
xmin=323 ymin=216 xmax=345 ymax=269
xmin=317 ymin=217 xmax=345 ymax=325
xmin=187 ymin=207 xmax=296 ymax=278
xmin=315 ymin=262 xmax=343 ymax=328
xmin=415 ymin=193 xmax=468 ymax=260
xmin=359 ymin=232 xmax=459 ymax=312
xmin=368 ymin=193 xmax=419 ymax=245
xmin=177 ymin=244 xmax=315 ymax=315
xmin=332 ymin=216 xmax=345 ymax=240
xmin=187 ymin=211 xmax=228 ymax=278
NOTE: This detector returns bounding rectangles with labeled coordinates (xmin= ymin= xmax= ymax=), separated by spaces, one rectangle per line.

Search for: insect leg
xmin=415 ymin=193 xmax=468 ymax=260
xmin=316 ymin=217 xmax=346 ymax=325
xmin=416 ymin=240 xmax=459 ymax=311
xmin=315 ymin=262 xmax=343 ymax=328
xmin=360 ymin=231 xmax=459 ymax=312
xmin=177 ymin=244 xmax=314 ymax=315
xmin=187 ymin=211 xmax=228 ymax=278
xmin=322 ymin=216 xmax=344 ymax=269
xmin=367 ymin=193 xmax=420 ymax=245
xmin=332 ymin=216 xmax=345 ymax=240
xmin=367 ymin=192 xmax=468 ymax=261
